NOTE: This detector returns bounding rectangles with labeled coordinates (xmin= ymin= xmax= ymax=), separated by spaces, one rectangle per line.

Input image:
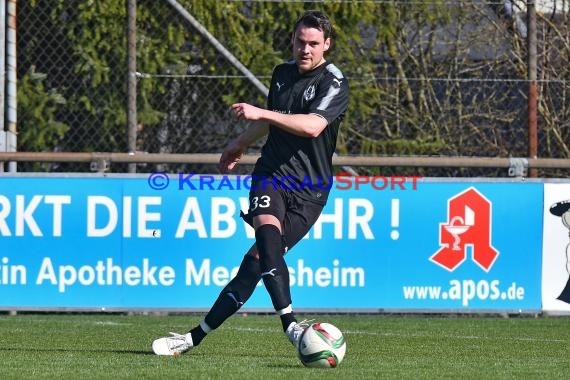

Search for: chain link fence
xmin=13 ymin=0 xmax=570 ymax=176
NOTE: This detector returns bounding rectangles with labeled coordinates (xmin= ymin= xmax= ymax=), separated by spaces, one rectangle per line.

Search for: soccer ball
xmin=297 ymin=322 xmax=346 ymax=368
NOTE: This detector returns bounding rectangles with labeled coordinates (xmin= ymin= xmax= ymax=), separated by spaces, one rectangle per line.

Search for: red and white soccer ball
xmin=297 ymin=322 xmax=346 ymax=368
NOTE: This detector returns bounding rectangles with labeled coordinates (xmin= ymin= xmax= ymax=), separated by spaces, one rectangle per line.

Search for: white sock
xmin=200 ymin=319 xmax=212 ymax=333
xmin=276 ymin=305 xmax=293 ymax=316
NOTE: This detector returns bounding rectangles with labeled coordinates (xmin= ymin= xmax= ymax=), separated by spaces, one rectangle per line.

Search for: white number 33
xmin=250 ymin=195 xmax=271 ymax=211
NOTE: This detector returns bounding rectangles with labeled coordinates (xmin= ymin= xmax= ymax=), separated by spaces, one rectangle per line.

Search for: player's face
xmin=292 ymin=25 xmax=330 ymax=74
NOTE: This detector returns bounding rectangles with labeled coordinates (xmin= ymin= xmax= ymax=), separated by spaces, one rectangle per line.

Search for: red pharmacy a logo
xmin=430 ymin=187 xmax=499 ymax=272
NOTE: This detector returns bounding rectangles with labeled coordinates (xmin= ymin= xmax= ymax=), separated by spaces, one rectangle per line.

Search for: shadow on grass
xmin=0 ymin=347 xmax=155 ymax=355
xmin=0 ymin=346 xmax=299 ymax=367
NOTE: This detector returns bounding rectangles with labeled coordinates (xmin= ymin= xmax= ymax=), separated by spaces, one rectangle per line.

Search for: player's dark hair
xmin=293 ymin=10 xmax=334 ymax=40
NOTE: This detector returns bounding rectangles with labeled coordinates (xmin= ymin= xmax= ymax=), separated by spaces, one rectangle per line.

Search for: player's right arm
xmin=232 ymin=102 xmax=327 ymax=138
xmin=218 ymin=121 xmax=268 ymax=173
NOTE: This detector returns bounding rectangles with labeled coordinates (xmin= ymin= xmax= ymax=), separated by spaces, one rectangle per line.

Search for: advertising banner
xmin=542 ymin=182 xmax=570 ymax=314
xmin=0 ymin=175 xmax=542 ymax=312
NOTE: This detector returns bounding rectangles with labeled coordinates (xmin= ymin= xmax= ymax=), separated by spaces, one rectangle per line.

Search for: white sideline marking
xmin=0 ymin=318 xmax=133 ymax=327
xmin=225 ymin=326 xmax=567 ymax=343
xmin=93 ymin=321 xmax=130 ymax=326
xmin=344 ymin=329 xmax=567 ymax=343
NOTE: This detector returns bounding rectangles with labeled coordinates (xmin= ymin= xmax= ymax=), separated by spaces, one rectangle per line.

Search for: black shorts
xmin=240 ymin=184 xmax=324 ymax=252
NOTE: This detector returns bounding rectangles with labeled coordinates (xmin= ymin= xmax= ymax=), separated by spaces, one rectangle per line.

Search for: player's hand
xmin=219 ymin=140 xmax=245 ymax=174
xmin=231 ymin=103 xmax=264 ymax=121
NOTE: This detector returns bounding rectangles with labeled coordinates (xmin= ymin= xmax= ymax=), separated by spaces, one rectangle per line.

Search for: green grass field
xmin=0 ymin=313 xmax=568 ymax=379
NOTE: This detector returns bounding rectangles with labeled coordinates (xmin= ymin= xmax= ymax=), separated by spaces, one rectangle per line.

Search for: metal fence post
xmin=0 ymin=0 xmax=5 ymax=173
xmin=527 ymin=1 xmax=538 ymax=178
xmin=6 ymin=0 xmax=16 ymax=172
xmin=127 ymin=0 xmax=137 ymax=173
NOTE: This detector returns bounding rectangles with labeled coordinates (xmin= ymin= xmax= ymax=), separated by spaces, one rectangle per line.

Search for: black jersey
xmin=252 ymin=61 xmax=349 ymax=204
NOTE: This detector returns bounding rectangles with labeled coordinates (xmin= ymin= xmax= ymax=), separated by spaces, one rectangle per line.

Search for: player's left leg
xmin=229 ymin=188 xmax=322 ymax=347
xmin=254 ymin=215 xmax=295 ymax=332
xmin=272 ymin=196 xmax=325 ymax=347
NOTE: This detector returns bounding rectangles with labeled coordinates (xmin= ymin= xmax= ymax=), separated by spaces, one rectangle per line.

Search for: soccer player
xmin=152 ymin=9 xmax=349 ymax=356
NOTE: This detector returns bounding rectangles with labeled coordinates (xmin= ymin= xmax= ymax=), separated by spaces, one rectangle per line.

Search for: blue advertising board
xmin=0 ymin=174 xmax=542 ymax=311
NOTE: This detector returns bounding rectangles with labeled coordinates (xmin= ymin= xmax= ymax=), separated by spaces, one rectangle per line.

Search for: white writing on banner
xmin=0 ymin=256 xmax=364 ymax=293
xmin=0 ymin=195 xmax=377 ymax=240
xmin=0 ymin=195 xmax=71 ymax=236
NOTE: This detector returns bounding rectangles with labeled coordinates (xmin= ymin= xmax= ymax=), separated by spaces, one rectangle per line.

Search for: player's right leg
xmin=152 ymin=250 xmax=261 ymax=356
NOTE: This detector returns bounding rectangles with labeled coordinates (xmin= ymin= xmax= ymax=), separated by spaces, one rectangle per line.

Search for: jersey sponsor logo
xmin=430 ymin=187 xmax=499 ymax=272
